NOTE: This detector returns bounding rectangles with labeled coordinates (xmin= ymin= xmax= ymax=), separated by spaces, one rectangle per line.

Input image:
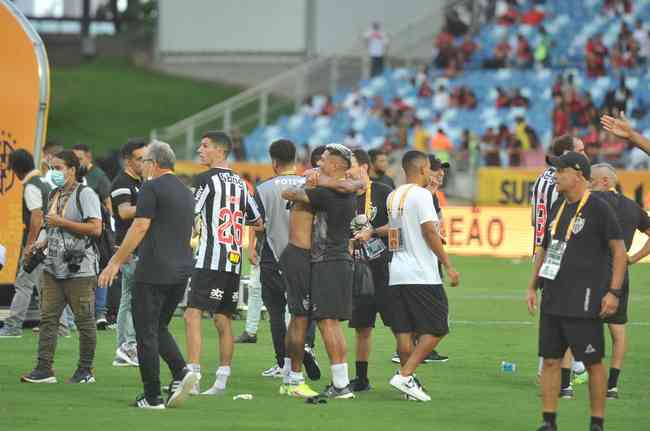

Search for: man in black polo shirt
xmin=283 ymin=143 xmax=357 ymax=399
xmin=110 ymin=138 xmax=147 ymax=367
xmin=368 ymin=149 xmax=395 ymax=189
xmin=526 ymin=152 xmax=626 ymax=431
xmin=99 ymin=141 xmax=198 ymax=409
xmin=590 ymin=163 xmax=650 ymax=400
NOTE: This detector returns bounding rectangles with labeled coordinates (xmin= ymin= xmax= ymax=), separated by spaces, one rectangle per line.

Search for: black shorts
xmin=260 ymin=259 xmax=288 ymax=313
xmin=604 ymin=281 xmax=629 ymax=325
xmin=187 ymin=269 xmax=240 ymax=315
xmin=311 ymin=260 xmax=353 ymax=321
xmin=388 ymin=284 xmax=449 ymax=337
xmin=350 ymin=253 xmax=391 ymax=329
xmin=538 ymin=313 xmax=605 ymax=365
xmin=280 ymin=244 xmax=311 ymax=316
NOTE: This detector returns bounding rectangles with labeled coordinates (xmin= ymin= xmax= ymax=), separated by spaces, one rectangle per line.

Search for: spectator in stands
xmin=368 ymin=149 xmax=395 ymax=189
xmin=534 ymin=26 xmax=553 ymax=67
xmin=498 ymin=0 xmax=519 ymax=26
xmin=495 ymin=87 xmax=511 ymax=109
xmin=578 ymin=93 xmax=599 ymax=128
xmin=444 ymin=56 xmax=461 ymax=79
xmin=582 ymin=124 xmax=602 ymax=163
xmin=601 ymin=132 xmax=627 ymax=167
xmin=480 ymin=127 xmax=501 ymax=167
xmin=604 ymin=0 xmax=633 ymax=16
xmin=321 ymin=96 xmax=336 ymax=116
xmin=363 ymin=22 xmax=389 ymax=77
xmin=433 ymin=85 xmax=450 ymax=114
xmin=521 ymin=5 xmax=545 ymax=26
xmin=484 ymin=37 xmax=511 ymax=69
xmin=515 ymin=34 xmax=534 ymax=69
xmin=604 ymin=76 xmax=632 ymax=114
xmin=411 ymin=118 xmax=430 ymax=152
xmin=430 ymin=128 xmax=454 ymax=162
xmin=552 ymin=95 xmax=570 ymax=137
xmin=495 ymin=124 xmax=512 ymax=150
xmin=586 ymin=34 xmax=608 ymax=77
xmin=514 ymin=116 xmax=532 ymax=151
xmin=460 ymin=35 xmax=478 ymax=62
xmin=508 ymin=138 xmax=523 ymax=167
xmin=231 ymin=129 xmax=247 ymax=161
xmin=459 ymin=128 xmax=480 ymax=171
xmin=434 ymin=25 xmax=456 ymax=68
xmin=633 ymin=20 xmax=650 ymax=65
xmin=510 ymin=89 xmax=530 ymax=108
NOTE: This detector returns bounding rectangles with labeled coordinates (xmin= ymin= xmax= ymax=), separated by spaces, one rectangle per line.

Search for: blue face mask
xmin=51 ymin=170 xmax=66 ymax=188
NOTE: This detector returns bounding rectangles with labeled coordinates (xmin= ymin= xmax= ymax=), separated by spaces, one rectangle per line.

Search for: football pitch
xmin=1 ymin=256 xmax=648 ymax=431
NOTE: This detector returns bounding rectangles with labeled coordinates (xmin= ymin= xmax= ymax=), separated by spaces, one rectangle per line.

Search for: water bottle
xmin=500 ymin=361 xmax=517 ymax=373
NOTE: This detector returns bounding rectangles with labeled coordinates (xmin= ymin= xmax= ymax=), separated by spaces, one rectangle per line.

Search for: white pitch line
xmin=450 ymin=319 xmax=650 ymax=327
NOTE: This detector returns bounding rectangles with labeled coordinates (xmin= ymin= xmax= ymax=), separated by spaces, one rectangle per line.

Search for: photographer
xmin=21 ymin=150 xmax=102 ymax=384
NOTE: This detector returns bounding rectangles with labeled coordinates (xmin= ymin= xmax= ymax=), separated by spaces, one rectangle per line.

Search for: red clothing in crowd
xmin=521 ymin=8 xmax=545 ymax=26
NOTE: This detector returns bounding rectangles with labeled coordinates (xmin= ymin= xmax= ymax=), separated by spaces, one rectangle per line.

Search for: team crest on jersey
xmin=573 ymin=216 xmax=585 ymax=234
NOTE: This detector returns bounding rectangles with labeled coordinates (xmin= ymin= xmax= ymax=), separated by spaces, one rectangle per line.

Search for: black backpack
xmin=75 ymin=184 xmax=115 ymax=272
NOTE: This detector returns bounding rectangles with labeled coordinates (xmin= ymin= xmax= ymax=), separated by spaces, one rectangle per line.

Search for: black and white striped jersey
xmin=531 ymin=166 xmax=560 ymax=249
xmin=193 ymin=168 xmax=260 ymax=274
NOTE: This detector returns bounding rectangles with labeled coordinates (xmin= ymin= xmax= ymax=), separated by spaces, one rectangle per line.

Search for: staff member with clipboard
xmin=385 ymin=151 xmax=459 ymax=402
xmin=526 ymin=152 xmax=626 ymax=431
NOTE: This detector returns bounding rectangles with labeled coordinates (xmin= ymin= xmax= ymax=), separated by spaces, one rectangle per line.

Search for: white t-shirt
xmin=634 ymin=28 xmax=650 ymax=58
xmin=365 ymin=30 xmax=388 ymax=57
xmin=24 ymin=183 xmax=43 ymax=211
xmin=388 ymin=184 xmax=442 ymax=286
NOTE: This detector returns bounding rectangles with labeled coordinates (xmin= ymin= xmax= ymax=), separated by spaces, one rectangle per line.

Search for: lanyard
xmin=551 ymin=191 xmax=590 ymax=242
xmin=388 ymin=184 xmax=416 ymax=217
xmin=364 ymin=181 xmax=372 ymax=217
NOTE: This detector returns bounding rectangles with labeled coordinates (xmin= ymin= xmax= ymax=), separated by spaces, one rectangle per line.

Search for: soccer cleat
xmin=607 ymin=387 xmax=619 ymax=400
xmin=112 ymin=357 xmax=133 ymax=367
xmin=132 ymin=394 xmax=165 ymax=410
xmin=0 ymin=325 xmax=23 ymax=338
xmin=572 ymin=371 xmax=589 ymax=386
xmin=319 ymin=383 xmax=355 ymax=399
xmin=536 ymin=422 xmax=557 ymax=431
xmin=21 ymin=368 xmax=57 ymax=384
xmin=590 ymin=424 xmax=604 ymax=431
xmin=67 ymin=367 xmax=95 ymax=384
xmin=115 ymin=343 xmax=139 ymax=367
xmin=287 ymin=382 xmax=319 ymax=398
xmin=234 ymin=331 xmax=257 ymax=344
xmin=200 ymin=386 xmax=225 ymax=396
xmin=166 ymin=370 xmax=199 ymax=408
xmin=261 ymin=365 xmax=283 ymax=378
xmin=279 ymin=384 xmax=290 ymax=395
xmin=303 ymin=347 xmax=321 ymax=381
xmin=559 ymin=386 xmax=574 ymax=399
xmin=389 ymin=374 xmax=431 ymax=402
xmin=423 ymin=350 xmax=449 ymax=363
xmin=96 ymin=318 xmax=108 ymax=331
xmin=350 ymin=378 xmax=372 ymax=392
xmin=390 ymin=352 xmax=401 ymax=364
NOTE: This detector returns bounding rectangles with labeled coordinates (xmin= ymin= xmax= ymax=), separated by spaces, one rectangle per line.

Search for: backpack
xmin=75 ymin=184 xmax=116 ymax=272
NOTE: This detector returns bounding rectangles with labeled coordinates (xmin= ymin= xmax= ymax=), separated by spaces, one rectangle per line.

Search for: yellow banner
xmin=477 ymin=167 xmax=650 ymax=207
xmin=443 ymin=206 xmax=650 ymax=262
xmin=0 ymin=3 xmax=50 ymax=284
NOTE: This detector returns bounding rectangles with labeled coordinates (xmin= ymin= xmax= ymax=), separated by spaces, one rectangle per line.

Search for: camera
xmin=24 ymin=248 xmax=47 ymax=273
xmin=63 ymin=249 xmax=85 ymax=273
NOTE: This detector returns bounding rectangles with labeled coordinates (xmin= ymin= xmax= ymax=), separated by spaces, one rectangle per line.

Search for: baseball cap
xmin=429 ymin=154 xmax=450 ymax=170
xmin=546 ymin=151 xmax=591 ymax=180
xmin=325 ymin=143 xmax=352 ymax=167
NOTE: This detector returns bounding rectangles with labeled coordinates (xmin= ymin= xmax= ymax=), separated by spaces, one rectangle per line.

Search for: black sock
xmin=608 ymin=368 xmax=620 ymax=389
xmin=591 ymin=416 xmax=604 ymax=429
xmin=561 ymin=368 xmax=572 ymax=389
xmin=355 ymin=361 xmax=368 ymax=381
xmin=543 ymin=412 xmax=557 ymax=427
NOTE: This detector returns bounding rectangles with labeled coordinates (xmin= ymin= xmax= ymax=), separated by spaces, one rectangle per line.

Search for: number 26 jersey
xmin=193 ymin=168 xmax=260 ymax=274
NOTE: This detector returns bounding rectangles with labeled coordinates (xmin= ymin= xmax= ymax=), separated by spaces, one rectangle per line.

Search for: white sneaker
xmin=189 ymin=373 xmax=201 ymax=395
xmin=166 ymin=371 xmax=199 ymax=408
xmin=389 ymin=374 xmax=431 ymax=402
xmin=116 ymin=343 xmax=139 ymax=367
xmin=201 ymin=385 xmax=225 ymax=396
xmin=261 ymin=365 xmax=283 ymax=378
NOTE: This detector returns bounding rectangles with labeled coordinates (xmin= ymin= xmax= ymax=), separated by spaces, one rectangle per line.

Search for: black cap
xmin=546 ymin=151 xmax=591 ymax=180
xmin=429 ymin=154 xmax=450 ymax=170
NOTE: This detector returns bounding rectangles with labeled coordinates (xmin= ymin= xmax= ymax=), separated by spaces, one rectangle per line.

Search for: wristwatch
xmin=608 ymin=288 xmax=623 ymax=298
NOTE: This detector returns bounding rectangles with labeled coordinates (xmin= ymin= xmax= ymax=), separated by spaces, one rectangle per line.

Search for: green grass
xmin=1 ymin=256 xmax=649 ymax=430
xmin=47 ymin=58 xmax=243 ymax=157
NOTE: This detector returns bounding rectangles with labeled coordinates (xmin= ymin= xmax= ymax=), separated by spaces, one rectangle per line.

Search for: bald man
xmin=590 ymin=163 xmax=650 ymax=399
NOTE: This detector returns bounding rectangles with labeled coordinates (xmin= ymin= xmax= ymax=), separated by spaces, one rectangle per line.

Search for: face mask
xmin=51 ymin=170 xmax=66 ymax=188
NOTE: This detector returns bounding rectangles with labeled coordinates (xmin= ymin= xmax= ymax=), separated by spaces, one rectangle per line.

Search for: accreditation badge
xmin=539 ymin=240 xmax=567 ymax=280
xmin=387 ymin=228 xmax=403 ymax=252
xmin=363 ymin=237 xmax=386 ymax=260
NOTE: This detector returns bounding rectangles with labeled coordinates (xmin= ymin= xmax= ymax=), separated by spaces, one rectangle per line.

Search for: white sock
xmin=188 ymin=363 xmax=201 ymax=374
xmin=572 ymin=361 xmax=586 ymax=374
xmin=538 ymin=357 xmax=544 ymax=375
xmin=215 ymin=366 xmax=231 ymax=390
xmin=288 ymin=371 xmax=304 ymax=385
xmin=331 ymin=363 xmax=349 ymax=389
xmin=282 ymin=358 xmax=292 ymax=384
